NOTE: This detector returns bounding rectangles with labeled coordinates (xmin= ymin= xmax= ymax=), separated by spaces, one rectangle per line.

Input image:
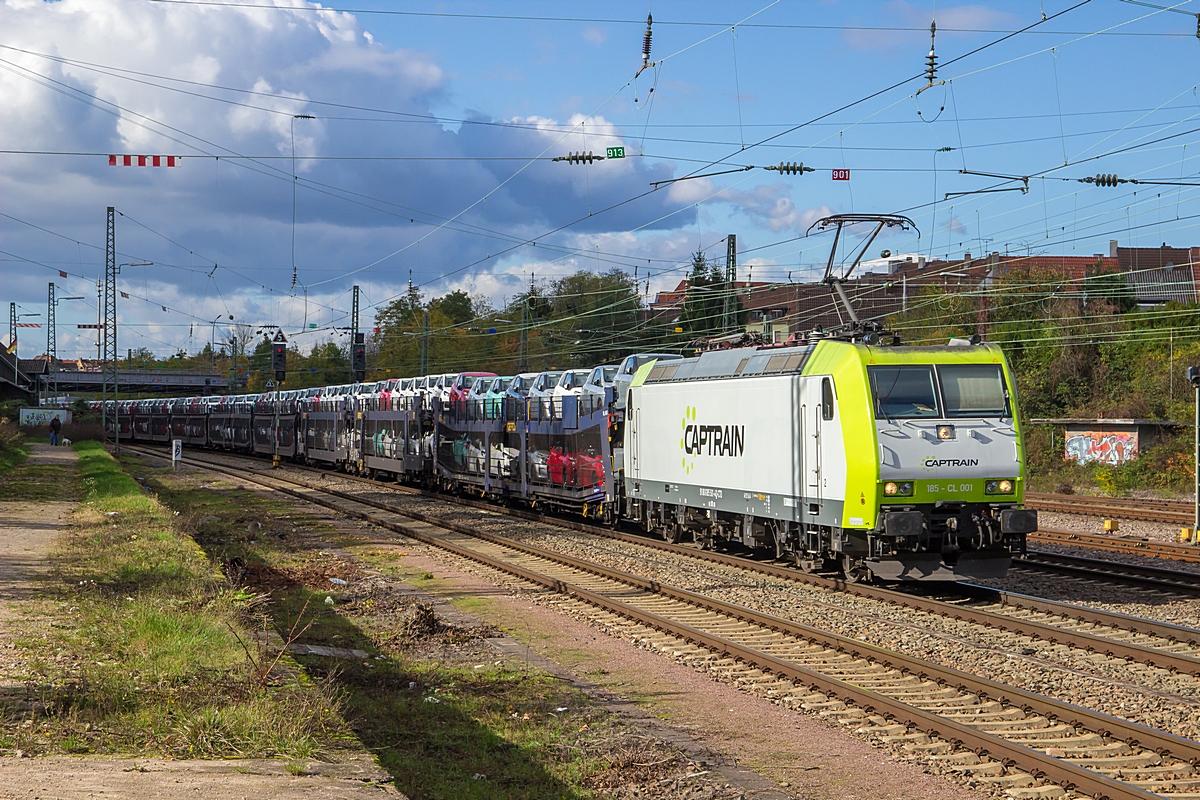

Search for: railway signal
xmin=351 ymin=333 xmax=366 ymax=382
xmin=272 ymin=329 xmax=287 ymax=384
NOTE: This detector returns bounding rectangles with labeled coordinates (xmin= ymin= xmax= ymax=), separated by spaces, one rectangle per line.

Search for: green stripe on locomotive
xmin=801 ymin=340 xmax=1025 ymax=530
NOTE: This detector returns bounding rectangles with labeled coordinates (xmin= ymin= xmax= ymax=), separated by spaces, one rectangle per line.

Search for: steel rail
xmin=1031 ymin=529 xmax=1200 ymax=564
xmin=126 ymin=445 xmax=1200 ymax=671
xmin=1019 ymin=551 xmax=1200 ymax=595
xmin=141 ymin=447 xmax=1200 ymax=783
xmin=952 ymin=584 xmax=1200 ymax=646
xmin=1027 ymin=492 xmax=1197 ymax=527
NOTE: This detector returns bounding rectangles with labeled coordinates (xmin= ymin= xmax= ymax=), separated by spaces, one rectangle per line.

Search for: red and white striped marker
xmin=109 ymin=155 xmax=181 ymax=167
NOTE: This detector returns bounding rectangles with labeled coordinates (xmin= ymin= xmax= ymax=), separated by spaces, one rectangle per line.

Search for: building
xmin=1029 ymin=418 xmax=1180 ymax=466
xmin=1114 ymin=241 xmax=1200 ymax=306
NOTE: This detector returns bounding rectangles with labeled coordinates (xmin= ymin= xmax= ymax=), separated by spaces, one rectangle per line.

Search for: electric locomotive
xmin=623 ymin=337 xmax=1034 ymax=581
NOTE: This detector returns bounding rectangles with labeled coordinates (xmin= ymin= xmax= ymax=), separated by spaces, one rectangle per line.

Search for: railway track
xmin=1030 ymin=528 xmax=1200 ymax=565
xmin=1017 ymin=551 xmax=1200 ymax=595
xmin=1028 ymin=491 xmax=1200 ymax=527
xmin=127 ymin=445 xmax=1200 ymax=675
xmin=130 ymin=445 xmax=1200 ymax=800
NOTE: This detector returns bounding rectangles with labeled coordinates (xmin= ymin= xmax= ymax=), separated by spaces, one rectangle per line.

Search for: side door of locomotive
xmin=801 ymin=378 xmax=822 ymax=507
xmin=627 ymin=389 xmax=640 ymax=482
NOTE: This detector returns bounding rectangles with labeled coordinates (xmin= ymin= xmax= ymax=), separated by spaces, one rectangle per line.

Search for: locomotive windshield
xmin=869 ymin=365 xmax=939 ymax=418
xmin=940 ymin=364 xmax=1010 ymax=417
xmin=870 ymin=363 xmax=1011 ymax=419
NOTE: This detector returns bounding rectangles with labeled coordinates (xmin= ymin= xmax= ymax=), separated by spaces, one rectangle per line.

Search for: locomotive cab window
xmin=938 ymin=364 xmax=1010 ymax=418
xmin=869 ymin=365 xmax=940 ymax=418
xmin=821 ymin=378 xmax=835 ymax=420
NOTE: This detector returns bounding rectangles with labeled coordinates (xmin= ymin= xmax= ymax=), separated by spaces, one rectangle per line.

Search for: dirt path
xmin=0 ymin=445 xmax=396 ymax=799
xmin=0 ymin=444 xmax=77 ymax=637
xmin=0 ymin=755 xmax=393 ymax=800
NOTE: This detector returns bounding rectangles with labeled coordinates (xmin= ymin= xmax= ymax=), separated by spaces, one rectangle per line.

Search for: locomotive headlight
xmin=985 ymin=479 xmax=1015 ymax=495
xmin=884 ymin=481 xmax=898 ymax=495
xmin=936 ymin=424 xmax=956 ymax=440
xmin=883 ymin=481 xmax=914 ymax=497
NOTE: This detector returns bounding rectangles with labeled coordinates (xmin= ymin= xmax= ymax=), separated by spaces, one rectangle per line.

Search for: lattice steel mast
xmin=104 ymin=207 xmax=120 ymax=451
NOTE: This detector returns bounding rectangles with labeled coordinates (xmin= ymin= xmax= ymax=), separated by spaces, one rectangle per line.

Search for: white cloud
xmin=0 ymin=0 xmax=701 ymax=358
xmin=722 ymin=184 xmax=831 ymax=234
xmin=581 ymin=26 xmax=607 ymax=45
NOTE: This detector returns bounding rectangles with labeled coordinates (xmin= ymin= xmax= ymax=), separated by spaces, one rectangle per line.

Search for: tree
xmin=547 ymin=269 xmax=644 ymax=366
xmin=429 ymin=290 xmax=475 ymax=325
xmin=679 ymin=250 xmax=729 ymax=336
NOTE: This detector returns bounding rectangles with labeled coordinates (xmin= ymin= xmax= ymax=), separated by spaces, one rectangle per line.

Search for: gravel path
xmin=1039 ymin=510 xmax=1187 ymax=543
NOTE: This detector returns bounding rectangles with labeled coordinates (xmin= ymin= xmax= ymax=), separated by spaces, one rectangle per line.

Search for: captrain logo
xmin=680 ymin=405 xmax=745 ymax=474
xmin=680 ymin=406 xmax=696 ymax=474
xmin=922 ymin=457 xmax=979 ymax=469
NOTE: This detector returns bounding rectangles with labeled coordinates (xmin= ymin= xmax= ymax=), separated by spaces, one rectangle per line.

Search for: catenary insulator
xmin=558 ymin=151 xmax=598 ymax=165
xmin=766 ymin=162 xmax=814 ymax=176
xmin=924 ymin=20 xmax=938 ymax=84
xmin=642 ymin=13 xmax=653 ymax=65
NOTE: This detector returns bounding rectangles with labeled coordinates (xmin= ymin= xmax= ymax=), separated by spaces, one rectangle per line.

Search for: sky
xmin=4 ymin=0 xmax=1200 ymax=359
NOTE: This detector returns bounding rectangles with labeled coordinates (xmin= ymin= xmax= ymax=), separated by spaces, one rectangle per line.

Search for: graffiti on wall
xmin=1064 ymin=430 xmax=1138 ymax=465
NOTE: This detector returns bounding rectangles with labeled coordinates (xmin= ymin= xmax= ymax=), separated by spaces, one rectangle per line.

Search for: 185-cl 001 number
xmin=926 ymin=482 xmax=974 ymax=494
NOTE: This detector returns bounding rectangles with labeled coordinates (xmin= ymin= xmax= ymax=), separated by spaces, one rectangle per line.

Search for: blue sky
xmin=4 ymin=0 xmax=1200 ymax=359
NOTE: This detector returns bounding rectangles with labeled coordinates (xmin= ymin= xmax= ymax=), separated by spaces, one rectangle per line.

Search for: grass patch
xmin=0 ymin=444 xmax=26 ymax=475
xmin=0 ymin=419 xmax=26 ymax=475
xmin=145 ymin=468 xmax=692 ymax=798
xmin=0 ymin=440 xmax=71 ymax=501
xmin=1 ymin=446 xmax=349 ymax=760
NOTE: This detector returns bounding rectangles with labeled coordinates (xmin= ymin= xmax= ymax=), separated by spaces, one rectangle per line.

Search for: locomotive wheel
xmin=841 ymin=555 xmax=872 ymax=584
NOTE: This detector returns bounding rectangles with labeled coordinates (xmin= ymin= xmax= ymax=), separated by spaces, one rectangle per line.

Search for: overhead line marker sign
xmin=109 ymin=155 xmax=181 ymax=167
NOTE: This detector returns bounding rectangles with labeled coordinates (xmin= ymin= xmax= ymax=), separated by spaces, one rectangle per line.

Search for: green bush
xmin=0 ymin=418 xmax=27 ymax=473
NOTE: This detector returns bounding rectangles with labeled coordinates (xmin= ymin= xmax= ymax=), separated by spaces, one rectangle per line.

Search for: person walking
xmin=49 ymin=414 xmax=61 ymax=447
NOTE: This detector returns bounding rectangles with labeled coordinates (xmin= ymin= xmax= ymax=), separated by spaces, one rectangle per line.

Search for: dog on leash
xmin=61 ymin=438 xmax=72 ymax=447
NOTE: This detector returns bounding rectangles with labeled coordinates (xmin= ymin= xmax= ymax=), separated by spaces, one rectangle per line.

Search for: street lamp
xmin=291 ymin=113 xmax=316 ymax=289
xmin=211 ymin=313 xmax=234 ymax=371
xmin=48 ymin=290 xmax=85 ymax=405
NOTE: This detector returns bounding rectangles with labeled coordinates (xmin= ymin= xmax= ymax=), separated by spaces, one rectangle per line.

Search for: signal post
xmin=272 ymin=330 xmax=287 ymax=468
